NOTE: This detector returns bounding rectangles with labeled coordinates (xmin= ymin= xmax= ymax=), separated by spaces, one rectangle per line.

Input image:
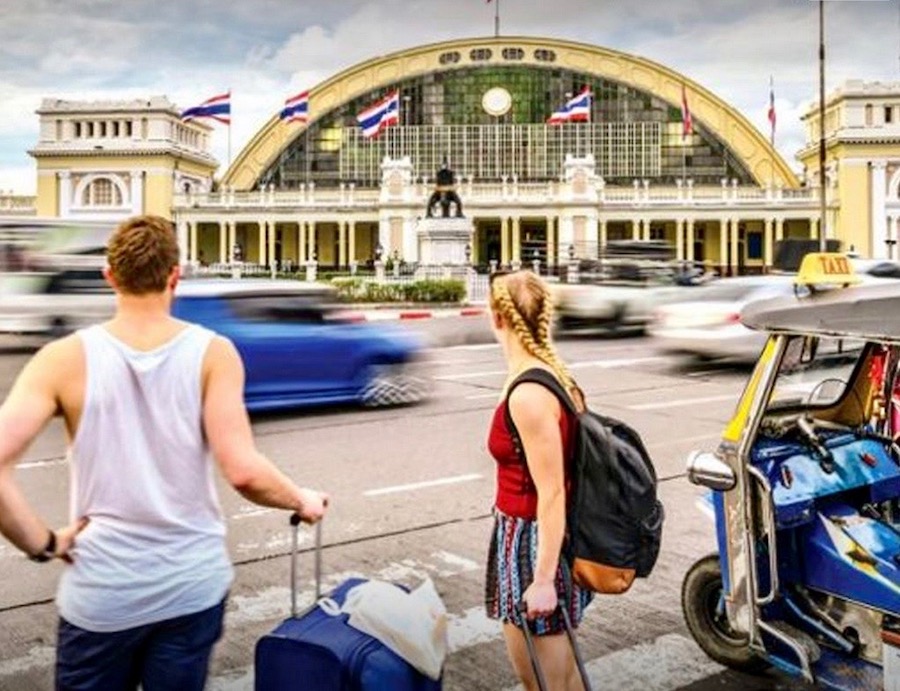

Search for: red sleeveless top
xmin=487 ymin=392 xmax=576 ymax=519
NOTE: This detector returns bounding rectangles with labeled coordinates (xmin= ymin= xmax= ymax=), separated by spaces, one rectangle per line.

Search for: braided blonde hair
xmin=491 ymin=270 xmax=581 ymax=406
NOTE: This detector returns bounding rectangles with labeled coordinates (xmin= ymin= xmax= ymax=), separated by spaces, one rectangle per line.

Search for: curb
xmin=339 ymin=307 xmax=486 ymax=322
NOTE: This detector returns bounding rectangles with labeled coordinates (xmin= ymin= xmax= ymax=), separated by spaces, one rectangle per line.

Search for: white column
xmin=59 ymin=172 xmax=72 ymax=217
xmin=309 ymin=222 xmax=318 ymax=262
xmin=675 ymin=220 xmax=684 ymax=261
xmin=268 ymin=220 xmax=276 ymax=269
xmin=512 ymin=217 xmax=521 ymax=263
xmin=764 ymin=218 xmax=774 ymax=270
xmin=258 ymin=222 xmax=267 ymax=266
xmin=298 ymin=222 xmax=307 ymax=264
xmin=810 ymin=217 xmax=819 ymax=241
xmin=775 ymin=218 xmax=785 ymax=243
xmin=349 ymin=221 xmax=357 ymax=264
xmin=631 ymin=219 xmax=640 ymax=241
xmin=218 ymin=222 xmax=227 ymax=264
xmin=686 ymin=220 xmax=695 ymax=262
xmin=599 ymin=219 xmax=607 ymax=253
xmin=189 ymin=222 xmax=198 ymax=264
xmin=873 ymin=162 xmax=888 ymax=259
xmin=718 ymin=219 xmax=728 ymax=275
xmin=730 ymin=218 xmax=739 ymax=275
xmin=177 ymin=220 xmax=189 ymax=265
xmin=130 ymin=171 xmax=144 ymax=215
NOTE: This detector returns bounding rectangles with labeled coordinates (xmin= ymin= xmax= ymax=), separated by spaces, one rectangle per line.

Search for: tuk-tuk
xmin=682 ymin=253 xmax=900 ymax=689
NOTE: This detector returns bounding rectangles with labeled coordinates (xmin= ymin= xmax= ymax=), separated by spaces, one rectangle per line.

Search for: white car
xmin=0 ymin=258 xmax=115 ymax=337
xmin=648 ymin=276 xmax=803 ymax=362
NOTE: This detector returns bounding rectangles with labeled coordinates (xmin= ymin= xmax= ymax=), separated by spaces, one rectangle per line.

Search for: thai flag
xmin=767 ymin=78 xmax=776 ymax=145
xmin=547 ymin=88 xmax=592 ymax=125
xmin=357 ymin=91 xmax=400 ymax=139
xmin=681 ymin=84 xmax=693 ymax=140
xmin=181 ymin=92 xmax=231 ymax=124
xmin=281 ymin=91 xmax=310 ymax=123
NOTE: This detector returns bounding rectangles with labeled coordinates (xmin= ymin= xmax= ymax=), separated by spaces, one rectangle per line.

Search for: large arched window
xmin=81 ymin=178 xmax=123 ymax=206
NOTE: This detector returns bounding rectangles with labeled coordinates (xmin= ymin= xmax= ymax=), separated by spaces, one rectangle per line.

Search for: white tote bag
xmin=338 ymin=578 xmax=448 ymax=680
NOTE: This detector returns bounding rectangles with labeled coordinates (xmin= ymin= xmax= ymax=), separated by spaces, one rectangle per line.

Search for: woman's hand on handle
xmin=523 ymin=579 xmax=558 ymax=620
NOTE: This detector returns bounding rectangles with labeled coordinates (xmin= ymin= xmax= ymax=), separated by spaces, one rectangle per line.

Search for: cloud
xmin=0 ymin=0 xmax=896 ymax=192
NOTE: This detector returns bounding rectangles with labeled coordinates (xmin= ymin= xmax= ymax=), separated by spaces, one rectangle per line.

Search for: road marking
xmin=437 ymin=357 xmax=667 ymax=381
xmin=363 ymin=473 xmax=483 ymax=497
xmin=0 ymin=645 xmax=56 ymax=678
xmin=17 ymin=457 xmax=66 ymax=470
xmin=501 ymin=633 xmax=723 ymax=691
xmin=231 ymin=507 xmax=277 ymax=521
xmin=226 ymin=550 xmax=479 ymax=628
xmin=628 ymin=393 xmax=738 ymax=411
xmin=646 ymin=432 xmax=722 ymax=448
xmin=466 ymin=392 xmax=502 ymax=400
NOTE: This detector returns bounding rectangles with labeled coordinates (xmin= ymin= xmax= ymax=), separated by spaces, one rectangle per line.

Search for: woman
xmin=484 ymin=269 xmax=592 ymax=691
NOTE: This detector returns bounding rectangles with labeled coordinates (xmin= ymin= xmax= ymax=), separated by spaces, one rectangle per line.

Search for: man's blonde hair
xmin=106 ymin=215 xmax=180 ymax=295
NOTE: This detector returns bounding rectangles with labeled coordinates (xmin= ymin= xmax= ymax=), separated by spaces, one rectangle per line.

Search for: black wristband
xmin=29 ymin=530 xmax=56 ymax=563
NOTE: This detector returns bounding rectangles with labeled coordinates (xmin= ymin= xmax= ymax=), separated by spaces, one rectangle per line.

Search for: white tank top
xmin=57 ymin=324 xmax=234 ymax=632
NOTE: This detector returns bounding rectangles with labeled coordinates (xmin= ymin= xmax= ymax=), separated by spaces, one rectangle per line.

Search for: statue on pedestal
xmin=426 ymin=159 xmax=464 ymax=219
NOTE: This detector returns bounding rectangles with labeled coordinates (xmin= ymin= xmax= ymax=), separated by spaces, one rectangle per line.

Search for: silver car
xmin=0 ymin=255 xmax=114 ymax=337
xmin=647 ymin=276 xmax=801 ymax=362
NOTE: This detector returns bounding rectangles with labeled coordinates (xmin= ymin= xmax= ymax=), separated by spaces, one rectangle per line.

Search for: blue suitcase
xmin=254 ymin=515 xmax=443 ymax=690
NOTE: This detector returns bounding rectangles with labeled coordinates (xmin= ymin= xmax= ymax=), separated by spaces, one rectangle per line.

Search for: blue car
xmin=172 ymin=280 xmax=429 ymax=412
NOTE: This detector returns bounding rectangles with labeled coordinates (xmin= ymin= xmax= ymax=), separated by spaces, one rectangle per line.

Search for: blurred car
xmin=0 ymin=253 xmax=114 ymax=337
xmin=172 ymin=280 xmax=429 ymax=412
xmin=552 ymin=259 xmax=711 ymax=335
xmin=647 ymin=276 xmax=804 ymax=363
xmin=850 ymin=257 xmax=900 ymax=280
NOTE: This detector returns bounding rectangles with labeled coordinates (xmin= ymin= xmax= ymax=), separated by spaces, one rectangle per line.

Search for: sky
xmin=1 ymin=0 xmax=899 ymax=194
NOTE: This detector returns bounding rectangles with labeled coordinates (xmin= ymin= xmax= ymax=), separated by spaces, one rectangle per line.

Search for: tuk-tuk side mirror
xmin=686 ymin=450 xmax=736 ymax=491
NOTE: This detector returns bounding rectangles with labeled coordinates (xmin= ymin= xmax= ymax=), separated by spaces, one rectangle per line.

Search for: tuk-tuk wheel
xmin=682 ymin=554 xmax=769 ymax=674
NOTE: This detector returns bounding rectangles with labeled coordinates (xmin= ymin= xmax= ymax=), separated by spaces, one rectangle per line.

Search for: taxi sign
xmin=794 ymin=252 xmax=860 ymax=288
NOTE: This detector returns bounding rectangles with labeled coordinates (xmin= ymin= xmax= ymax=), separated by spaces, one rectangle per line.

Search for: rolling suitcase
xmin=254 ymin=514 xmax=443 ymax=690
xmin=518 ymin=602 xmax=593 ymax=691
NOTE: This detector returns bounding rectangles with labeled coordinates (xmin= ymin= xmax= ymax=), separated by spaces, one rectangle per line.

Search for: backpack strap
xmin=504 ymin=368 xmax=579 ymax=461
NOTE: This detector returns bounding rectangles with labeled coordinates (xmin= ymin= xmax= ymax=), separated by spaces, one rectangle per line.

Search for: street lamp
xmin=464 ymin=243 xmax=472 ymax=265
xmin=375 ymin=242 xmax=384 ymax=262
xmin=568 ymin=244 xmax=576 ymax=261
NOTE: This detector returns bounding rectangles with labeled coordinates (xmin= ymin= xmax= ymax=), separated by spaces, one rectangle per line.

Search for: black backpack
xmin=505 ymin=368 xmax=664 ymax=594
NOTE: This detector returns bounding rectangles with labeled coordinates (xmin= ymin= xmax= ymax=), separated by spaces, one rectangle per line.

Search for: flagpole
xmin=769 ymin=75 xmax=775 ymax=191
xmin=227 ymin=87 xmax=233 ymax=169
xmin=495 ymin=0 xmax=500 ymax=37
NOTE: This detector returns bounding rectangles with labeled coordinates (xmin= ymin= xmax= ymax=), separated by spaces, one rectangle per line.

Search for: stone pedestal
xmin=415 ymin=217 xmax=473 ymax=266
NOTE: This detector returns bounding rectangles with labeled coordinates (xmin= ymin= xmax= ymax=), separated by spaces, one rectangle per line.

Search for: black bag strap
xmin=504 ymin=368 xmax=579 ymax=461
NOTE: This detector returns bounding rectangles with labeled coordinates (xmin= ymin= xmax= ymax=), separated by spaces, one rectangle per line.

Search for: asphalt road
xmin=0 ymin=324 xmax=802 ymax=690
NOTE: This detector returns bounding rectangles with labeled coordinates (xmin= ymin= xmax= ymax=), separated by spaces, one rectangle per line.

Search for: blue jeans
xmin=55 ymin=599 xmax=226 ymax=691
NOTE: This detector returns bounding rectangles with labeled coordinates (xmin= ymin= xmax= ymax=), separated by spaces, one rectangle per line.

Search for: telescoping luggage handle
xmin=516 ymin=602 xmax=593 ymax=691
xmin=289 ymin=513 xmax=323 ymax=619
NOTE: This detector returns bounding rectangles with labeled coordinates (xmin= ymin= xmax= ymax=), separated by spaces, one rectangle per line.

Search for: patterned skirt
xmin=484 ymin=509 xmax=594 ymax=636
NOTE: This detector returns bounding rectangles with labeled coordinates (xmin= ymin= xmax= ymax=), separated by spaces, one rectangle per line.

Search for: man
xmin=0 ymin=215 xmax=328 ymax=690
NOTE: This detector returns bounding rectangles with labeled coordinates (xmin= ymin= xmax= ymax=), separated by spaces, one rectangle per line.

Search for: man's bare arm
xmin=0 ymin=342 xmax=72 ymax=556
xmin=202 ymin=336 xmax=327 ymax=522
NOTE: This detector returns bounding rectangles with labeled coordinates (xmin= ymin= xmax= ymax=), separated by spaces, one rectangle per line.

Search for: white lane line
xmin=438 ymin=356 xmax=667 ymax=381
xmin=628 ymin=393 xmax=737 ymax=411
xmin=363 ymin=473 xmax=483 ymax=497
xmin=466 ymin=392 xmax=501 ymax=400
xmin=646 ymin=432 xmax=722 ymax=448
xmin=17 ymin=457 xmax=66 ymax=470
xmin=502 ymin=633 xmax=723 ymax=691
xmin=231 ymin=507 xmax=277 ymax=521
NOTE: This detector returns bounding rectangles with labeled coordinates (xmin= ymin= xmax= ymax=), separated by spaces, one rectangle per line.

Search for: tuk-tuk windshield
xmin=768 ymin=335 xmax=866 ymax=410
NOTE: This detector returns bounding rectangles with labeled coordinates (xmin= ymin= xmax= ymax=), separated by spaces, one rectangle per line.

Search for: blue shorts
xmin=56 ymin=599 xmax=226 ymax=691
